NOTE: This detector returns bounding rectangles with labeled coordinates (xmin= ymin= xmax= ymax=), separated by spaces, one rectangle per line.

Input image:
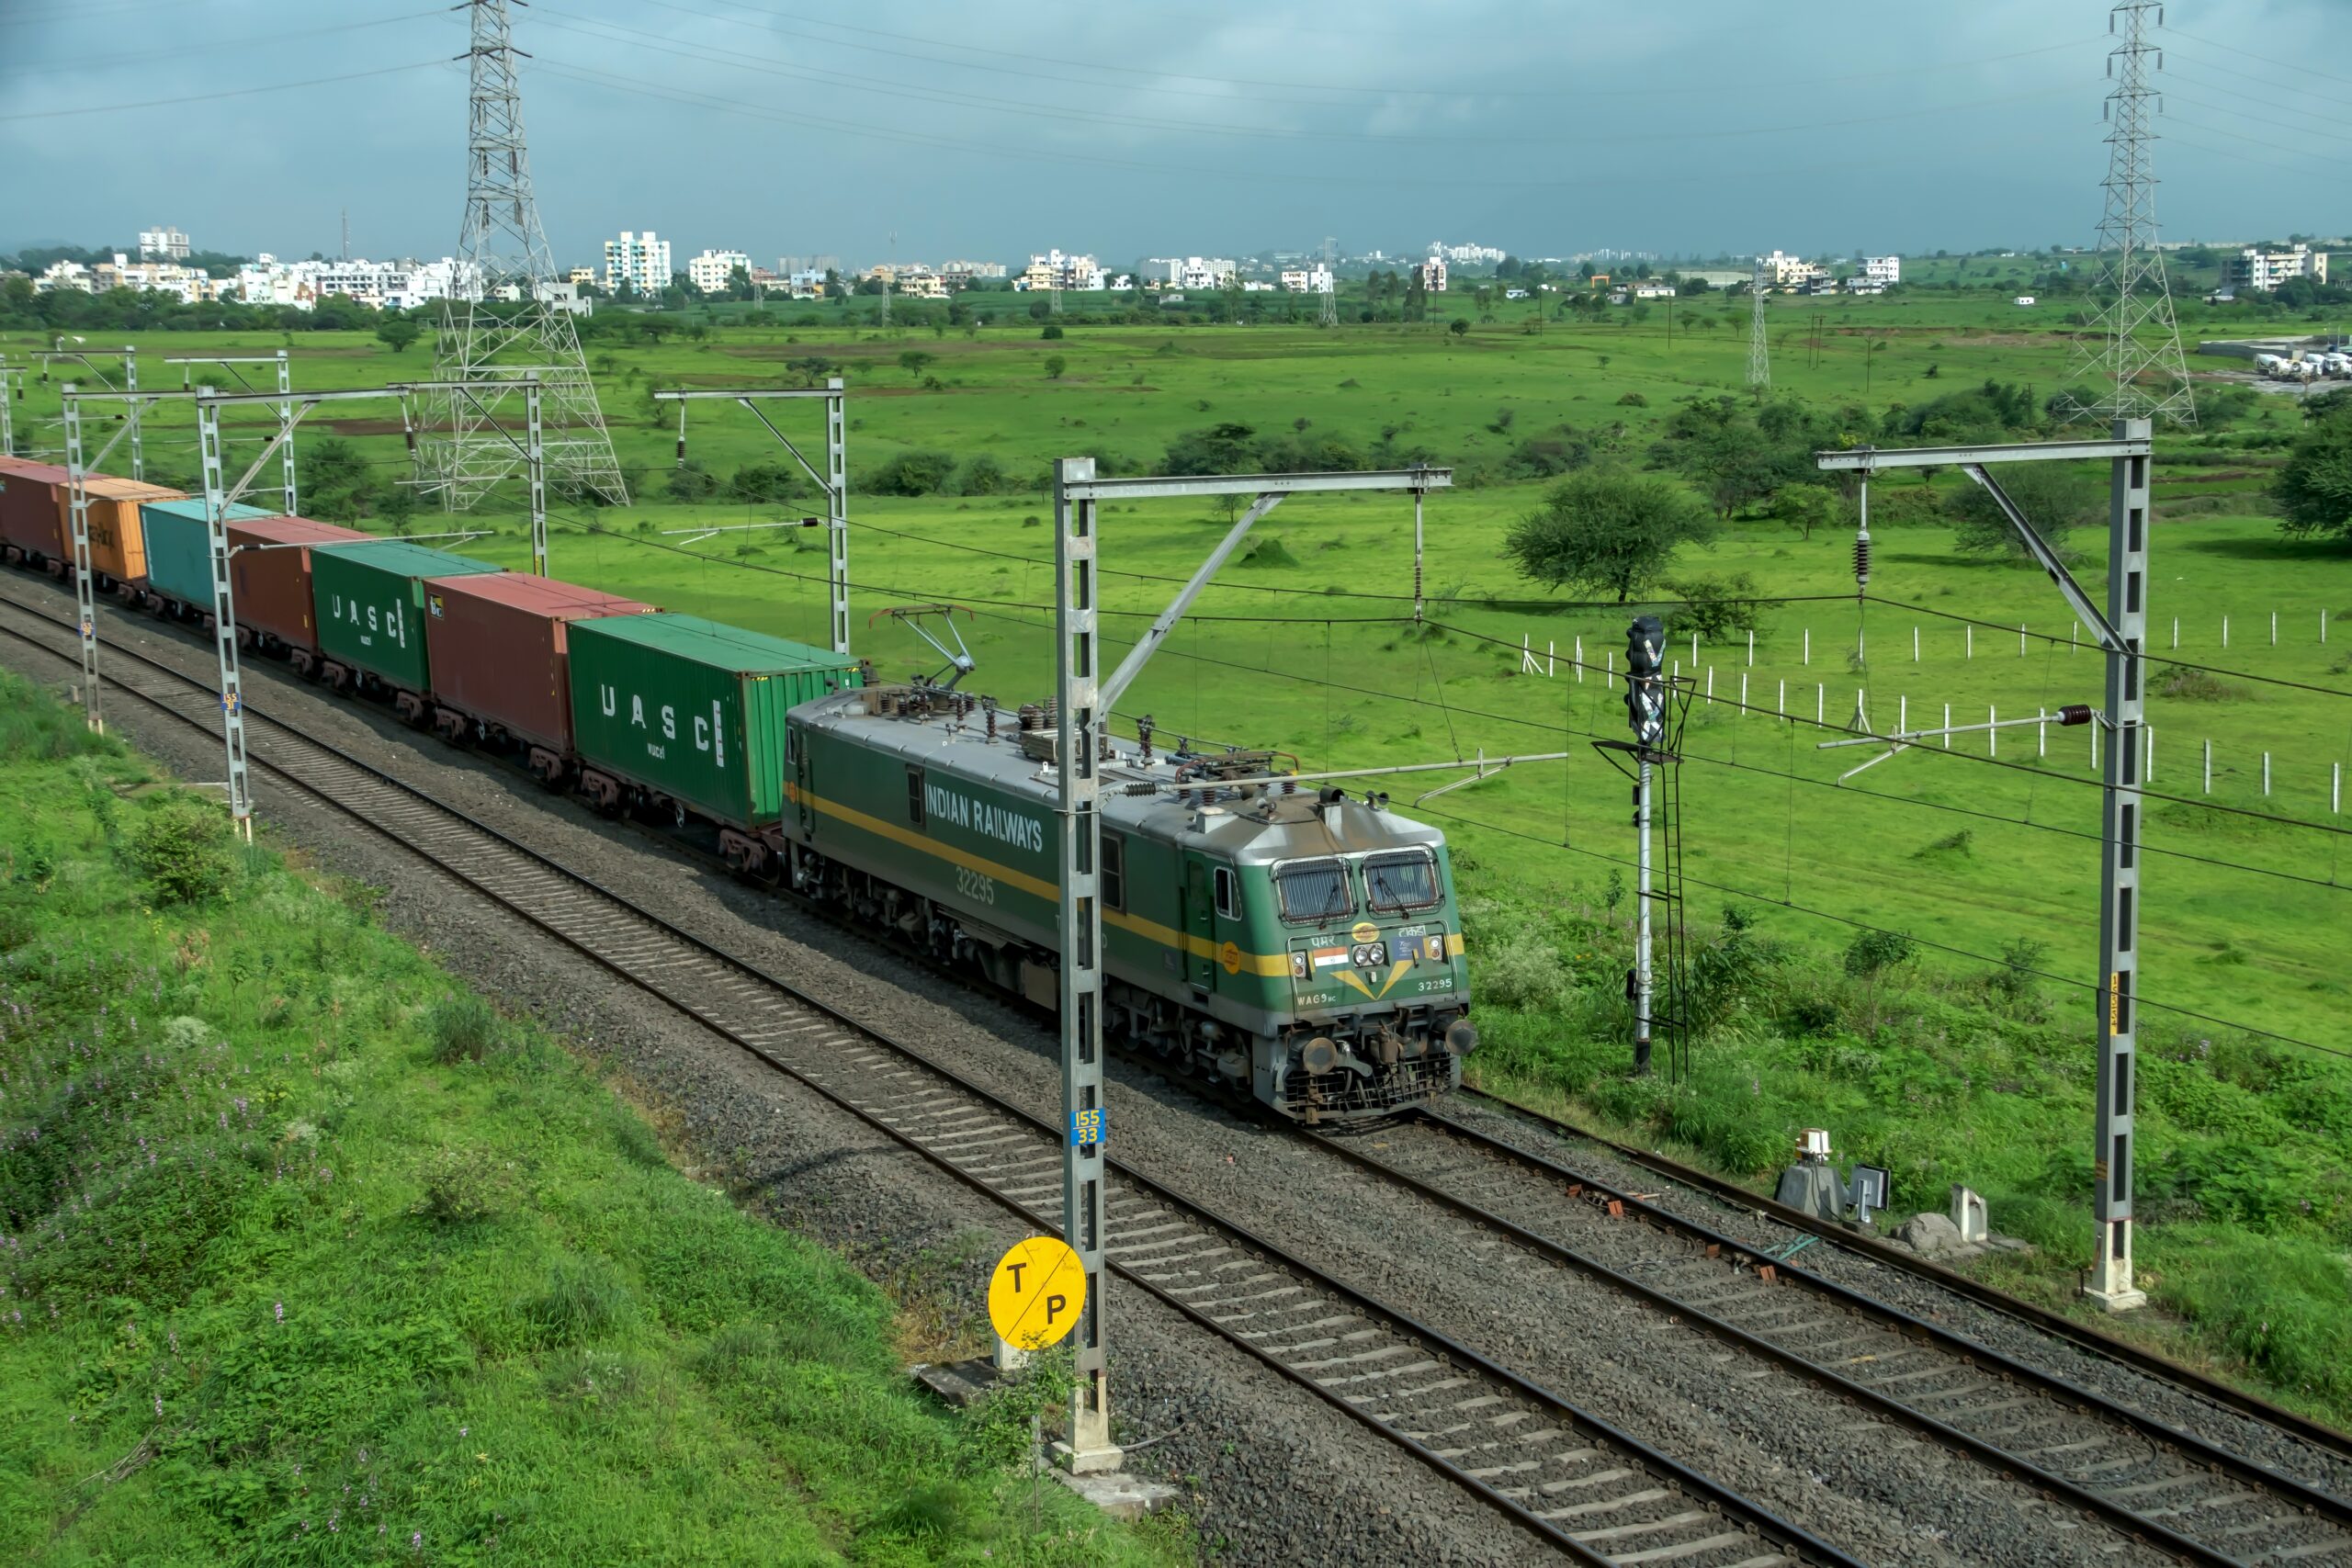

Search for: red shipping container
xmin=0 ymin=457 xmax=72 ymax=566
xmin=420 ymin=573 xmax=655 ymax=761
xmin=227 ymin=515 xmax=373 ymax=660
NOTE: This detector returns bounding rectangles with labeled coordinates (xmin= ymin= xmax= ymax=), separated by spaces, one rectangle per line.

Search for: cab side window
xmin=906 ymin=766 xmax=924 ymax=825
xmin=1102 ymin=832 xmax=1125 ymax=911
xmin=1213 ymin=865 xmax=1240 ymax=920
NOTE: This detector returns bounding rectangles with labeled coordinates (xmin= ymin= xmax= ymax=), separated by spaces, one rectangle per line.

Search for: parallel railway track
xmin=1300 ymin=1105 xmax=2352 ymax=1567
xmin=0 ymin=590 xmax=1850 ymax=1568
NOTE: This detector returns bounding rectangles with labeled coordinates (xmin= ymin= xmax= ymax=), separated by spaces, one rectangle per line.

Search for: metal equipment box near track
xmin=565 ymin=612 xmax=861 ymax=829
xmin=52 ymin=475 xmax=185 ymax=585
xmin=224 ymin=515 xmax=372 ymax=659
xmin=138 ymin=497 xmax=280 ymax=613
xmin=310 ymin=539 xmax=502 ymax=694
xmin=0 ymin=457 xmax=70 ymax=568
xmin=421 ymin=573 xmax=655 ymax=758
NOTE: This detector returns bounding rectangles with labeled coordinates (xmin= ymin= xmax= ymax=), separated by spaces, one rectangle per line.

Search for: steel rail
xmin=1310 ymin=1116 xmax=2346 ymax=1567
xmin=1457 ymin=1085 xmax=2352 ymax=1469
xmin=0 ymin=590 xmax=1849 ymax=1568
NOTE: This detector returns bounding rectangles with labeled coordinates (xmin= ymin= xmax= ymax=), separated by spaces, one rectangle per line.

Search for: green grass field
xmin=6 ymin=295 xmax=2347 ymax=1427
xmin=0 ymin=675 xmax=1185 ymax=1565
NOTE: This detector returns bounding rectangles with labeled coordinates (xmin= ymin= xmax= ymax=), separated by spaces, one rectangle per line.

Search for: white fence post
xmin=2203 ymin=738 xmax=2211 ymax=795
xmin=2263 ymin=751 xmax=2271 ymax=795
xmin=1747 ymin=628 xmax=1754 ymax=667
xmin=1942 ymin=702 xmax=1951 ymax=750
xmin=1912 ymin=626 xmax=1920 ymax=662
xmin=1778 ymin=677 xmax=1785 ymax=717
xmin=2271 ymin=610 xmax=2278 ymax=646
xmin=1804 ymin=627 xmax=1811 ymax=666
xmin=2018 ymin=624 xmax=2027 ymax=657
xmin=2223 ymin=614 xmax=2230 ymax=649
xmin=2038 ymin=709 xmax=2047 ymax=757
xmin=1966 ymin=625 xmax=1973 ymax=660
xmin=1899 ymin=693 xmax=1907 ymax=734
xmin=2144 ymin=724 xmax=2153 ymax=784
xmin=1741 ymin=671 xmax=1749 ymax=710
xmin=2335 ymin=761 xmax=2342 ymax=815
xmin=1706 ymin=666 xmax=1714 ymax=704
xmin=1606 ymin=649 xmax=1614 ymax=689
xmin=1576 ymin=635 xmax=1585 ymax=682
xmin=2171 ymin=615 xmax=2179 ymax=649
xmin=1989 ymin=705 xmax=1998 ymax=758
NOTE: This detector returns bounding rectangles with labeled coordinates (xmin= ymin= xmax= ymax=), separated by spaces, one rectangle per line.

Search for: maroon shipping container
xmin=227 ymin=515 xmax=373 ymax=661
xmin=420 ymin=573 xmax=655 ymax=762
xmin=0 ymin=457 xmax=72 ymax=566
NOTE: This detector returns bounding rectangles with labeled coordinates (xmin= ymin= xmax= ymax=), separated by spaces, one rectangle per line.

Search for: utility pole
xmin=1049 ymin=459 xmax=1452 ymax=1472
xmin=421 ymin=0 xmax=628 ymax=508
xmin=1747 ymin=258 xmax=1770 ymax=390
xmin=0 ymin=359 xmax=18 ymax=457
xmin=194 ymin=387 xmax=256 ymax=840
xmin=1816 ymin=422 xmax=2155 ymax=1311
xmin=164 ymin=352 xmax=300 ymax=514
xmin=1624 ymin=615 xmax=1666 ymax=1075
xmin=60 ymin=386 xmax=106 ymax=731
xmin=654 ymin=381 xmax=852 ymax=653
xmin=2063 ymin=0 xmax=2195 ymax=427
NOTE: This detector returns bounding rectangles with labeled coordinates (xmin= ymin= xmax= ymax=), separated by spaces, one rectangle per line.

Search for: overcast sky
xmin=2 ymin=0 xmax=2342 ymax=269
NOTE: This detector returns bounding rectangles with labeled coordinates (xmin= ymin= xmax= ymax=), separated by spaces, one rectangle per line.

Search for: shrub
xmin=2152 ymin=665 xmax=2246 ymax=702
xmin=1659 ymin=572 xmax=1763 ymax=638
xmin=726 ymin=461 xmax=803 ymax=502
xmin=870 ymin=449 xmax=958 ymax=496
xmin=126 ymin=802 xmax=233 ymax=904
xmin=1039 ymin=323 xmax=1064 ymax=340
xmin=1479 ymin=931 xmax=1568 ymax=1011
xmin=1617 ymin=391 xmax=1648 ymax=407
xmin=415 ymin=1146 xmax=500 ymax=1226
xmin=955 ymin=454 xmax=1013 ymax=495
xmin=424 ymin=992 xmax=502 ymax=1064
xmin=663 ymin=460 xmax=719 ymax=502
xmin=1502 ymin=434 xmax=1596 ymax=480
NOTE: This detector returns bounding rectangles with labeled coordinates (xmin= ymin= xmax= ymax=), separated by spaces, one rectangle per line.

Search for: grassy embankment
xmin=5 ymin=304 xmax=2346 ymax=1428
xmin=0 ymin=674 xmax=1184 ymax=1565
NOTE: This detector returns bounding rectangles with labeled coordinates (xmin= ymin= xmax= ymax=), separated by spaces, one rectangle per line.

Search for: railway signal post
xmin=1624 ymin=615 xmax=1666 ymax=1075
xmin=193 ymin=388 xmax=257 ymax=840
xmin=1816 ymin=421 xmax=2155 ymax=1311
xmin=1051 ymin=459 xmax=1451 ymax=1471
xmin=652 ymin=382 xmax=851 ymax=654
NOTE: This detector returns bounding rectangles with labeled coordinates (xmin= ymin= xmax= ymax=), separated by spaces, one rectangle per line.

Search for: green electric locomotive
xmin=778 ymin=684 xmax=1476 ymax=1122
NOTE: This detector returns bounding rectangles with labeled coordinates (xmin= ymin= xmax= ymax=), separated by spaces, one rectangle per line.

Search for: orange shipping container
xmin=53 ymin=475 xmax=184 ymax=585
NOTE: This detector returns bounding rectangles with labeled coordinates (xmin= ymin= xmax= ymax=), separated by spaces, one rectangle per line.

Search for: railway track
xmin=0 ymin=591 xmax=1851 ymax=1568
xmin=1304 ymin=1105 xmax=2352 ymax=1568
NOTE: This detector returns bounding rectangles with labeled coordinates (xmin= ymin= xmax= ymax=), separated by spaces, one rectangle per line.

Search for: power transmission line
xmin=2061 ymin=1 xmax=2195 ymax=428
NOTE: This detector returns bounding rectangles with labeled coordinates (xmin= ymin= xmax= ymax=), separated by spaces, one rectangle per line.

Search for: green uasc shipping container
xmin=566 ymin=613 xmax=862 ymax=828
xmin=138 ymin=497 xmax=278 ymax=610
xmin=310 ymin=540 xmax=503 ymax=692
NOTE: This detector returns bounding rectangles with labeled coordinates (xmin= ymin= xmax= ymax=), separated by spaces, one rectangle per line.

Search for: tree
xmin=1448 ymin=318 xmax=1470 ymax=338
xmin=897 ymin=349 xmax=936 ymax=379
xmin=1503 ymin=469 xmax=1716 ymax=603
xmin=1040 ymin=322 xmax=1064 ymax=340
xmin=2274 ymin=397 xmax=2352 ymax=543
xmin=374 ymin=315 xmax=423 ymax=355
xmin=1043 ymin=354 xmax=1068 ymax=380
xmin=1842 ymin=928 xmax=1916 ymax=1032
xmin=1945 ymin=462 xmax=2103 ymax=563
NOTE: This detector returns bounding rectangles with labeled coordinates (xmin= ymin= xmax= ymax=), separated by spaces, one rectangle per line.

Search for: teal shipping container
xmin=138 ymin=497 xmax=278 ymax=610
xmin=310 ymin=540 xmax=502 ymax=693
xmin=566 ymin=613 xmax=862 ymax=828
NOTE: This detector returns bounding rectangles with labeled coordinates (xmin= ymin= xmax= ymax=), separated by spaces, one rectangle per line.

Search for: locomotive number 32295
xmin=956 ymin=867 xmax=998 ymax=906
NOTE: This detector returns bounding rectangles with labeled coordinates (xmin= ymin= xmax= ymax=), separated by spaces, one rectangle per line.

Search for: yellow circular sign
xmin=1218 ymin=940 xmax=1242 ymax=975
xmin=1351 ymin=920 xmax=1379 ymax=946
xmin=988 ymin=1236 xmax=1087 ymax=1351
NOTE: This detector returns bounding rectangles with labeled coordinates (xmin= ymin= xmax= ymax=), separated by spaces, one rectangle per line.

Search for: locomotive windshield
xmin=1364 ymin=850 xmax=1441 ymax=913
xmin=1275 ymin=858 xmax=1353 ymax=922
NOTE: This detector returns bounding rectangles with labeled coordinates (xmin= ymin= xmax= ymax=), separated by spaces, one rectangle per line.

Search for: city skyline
xmin=4 ymin=1 xmax=2344 ymax=268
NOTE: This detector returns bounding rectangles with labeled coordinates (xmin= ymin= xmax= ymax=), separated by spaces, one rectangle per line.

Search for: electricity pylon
xmin=1747 ymin=257 xmax=1770 ymax=389
xmin=417 ymin=0 xmax=628 ymax=510
xmin=2062 ymin=0 xmax=2196 ymax=427
xmin=1318 ymin=236 xmax=1339 ymax=327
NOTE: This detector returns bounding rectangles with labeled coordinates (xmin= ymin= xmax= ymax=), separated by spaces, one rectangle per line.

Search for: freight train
xmin=0 ymin=456 xmax=1477 ymax=1122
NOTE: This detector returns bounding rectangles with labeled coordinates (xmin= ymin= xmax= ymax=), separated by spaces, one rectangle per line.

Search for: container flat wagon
xmin=0 ymin=457 xmax=71 ymax=574
xmin=135 ymin=497 xmax=280 ymax=619
xmin=56 ymin=475 xmax=186 ymax=592
xmin=308 ymin=539 xmax=503 ymax=716
xmin=420 ymin=573 xmax=655 ymax=777
xmin=563 ymin=612 xmax=862 ymax=863
xmin=783 ymin=685 xmax=1475 ymax=1121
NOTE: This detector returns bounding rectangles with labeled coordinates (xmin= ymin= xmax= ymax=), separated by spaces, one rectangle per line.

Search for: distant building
xmin=1764 ymin=250 xmax=1828 ymax=289
xmin=1166 ymin=255 xmax=1237 ymax=290
xmin=2224 ymin=243 xmax=2328 ymax=292
xmin=602 ymin=230 xmax=672 ymax=295
xmin=1629 ymin=279 xmax=1677 ymax=299
xmin=138 ymin=225 xmax=190 ymax=262
xmin=1016 ymin=250 xmax=1107 ymax=292
xmin=1414 ymin=256 xmax=1448 ymax=293
xmin=940 ymin=259 xmax=1006 ymax=282
xmin=567 ymin=265 xmax=596 ymax=288
xmin=686 ymin=248 xmax=751 ymax=295
xmin=1861 ymin=254 xmax=1901 ymax=287
xmin=777 ymin=254 xmax=842 ymax=280
xmin=1279 ymin=264 xmax=1335 ymax=294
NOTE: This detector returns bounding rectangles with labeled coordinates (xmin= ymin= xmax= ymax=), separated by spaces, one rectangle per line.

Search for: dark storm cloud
xmin=0 ymin=0 xmax=2340 ymax=266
